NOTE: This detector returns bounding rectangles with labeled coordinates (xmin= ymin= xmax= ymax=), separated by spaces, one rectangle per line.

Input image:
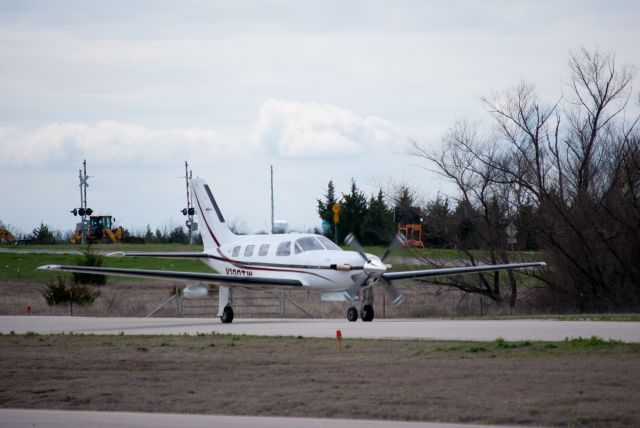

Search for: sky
xmin=1 ymin=0 xmax=639 ymax=237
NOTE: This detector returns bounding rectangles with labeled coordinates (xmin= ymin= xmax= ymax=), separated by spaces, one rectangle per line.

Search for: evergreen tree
xmin=362 ymin=190 xmax=394 ymax=245
xmin=340 ymin=179 xmax=368 ymax=244
xmin=168 ymin=226 xmax=188 ymax=244
xmin=424 ymin=194 xmax=452 ymax=247
xmin=317 ymin=180 xmax=338 ymax=242
xmin=31 ymin=222 xmax=55 ymax=244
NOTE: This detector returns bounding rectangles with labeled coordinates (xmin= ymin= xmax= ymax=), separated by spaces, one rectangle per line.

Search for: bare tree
xmin=411 ymin=48 xmax=640 ymax=312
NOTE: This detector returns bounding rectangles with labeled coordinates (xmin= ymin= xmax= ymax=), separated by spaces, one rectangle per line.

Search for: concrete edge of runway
xmin=2 ymin=315 xmax=640 ymax=342
xmin=0 ymin=408 xmax=531 ymax=428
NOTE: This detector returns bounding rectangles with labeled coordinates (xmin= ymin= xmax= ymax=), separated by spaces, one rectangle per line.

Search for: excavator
xmin=69 ymin=215 xmax=124 ymax=244
xmin=0 ymin=221 xmax=16 ymax=244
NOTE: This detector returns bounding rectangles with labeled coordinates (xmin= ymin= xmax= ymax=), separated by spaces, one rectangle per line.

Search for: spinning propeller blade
xmin=345 ymin=232 xmax=406 ymax=305
xmin=381 ymin=232 xmax=406 ymax=262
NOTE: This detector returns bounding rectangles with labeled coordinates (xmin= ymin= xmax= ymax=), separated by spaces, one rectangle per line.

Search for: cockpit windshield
xmin=317 ymin=236 xmax=342 ymax=251
xmin=294 ymin=237 xmax=325 ymax=254
xmin=293 ymin=236 xmax=343 ymax=254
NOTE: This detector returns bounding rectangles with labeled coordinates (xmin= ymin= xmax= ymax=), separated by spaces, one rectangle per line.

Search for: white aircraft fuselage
xmin=204 ymin=233 xmax=385 ymax=292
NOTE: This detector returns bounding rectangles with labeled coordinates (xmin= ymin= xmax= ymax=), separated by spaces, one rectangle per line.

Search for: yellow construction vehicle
xmin=69 ymin=215 xmax=124 ymax=244
xmin=0 ymin=222 xmax=16 ymax=244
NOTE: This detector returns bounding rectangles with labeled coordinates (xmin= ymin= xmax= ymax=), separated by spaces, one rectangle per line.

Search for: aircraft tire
xmin=347 ymin=307 xmax=358 ymax=322
xmin=361 ymin=305 xmax=374 ymax=322
xmin=221 ymin=306 xmax=234 ymax=324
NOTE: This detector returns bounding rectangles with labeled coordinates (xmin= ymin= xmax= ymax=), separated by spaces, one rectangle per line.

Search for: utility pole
xmin=79 ymin=160 xmax=89 ymax=245
xmin=270 ymin=165 xmax=275 ymax=234
xmin=181 ymin=161 xmax=196 ymax=244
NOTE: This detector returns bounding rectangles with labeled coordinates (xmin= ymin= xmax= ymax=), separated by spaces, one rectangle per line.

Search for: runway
xmin=2 ymin=315 xmax=639 ymax=341
xmin=0 ymin=409 xmax=524 ymax=428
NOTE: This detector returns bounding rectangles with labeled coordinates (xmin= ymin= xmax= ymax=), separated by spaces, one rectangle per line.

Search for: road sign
xmin=332 ymin=203 xmax=340 ymax=223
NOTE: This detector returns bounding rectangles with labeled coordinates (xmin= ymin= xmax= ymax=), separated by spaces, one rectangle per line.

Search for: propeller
xmin=344 ymin=232 xmax=406 ymax=306
xmin=381 ymin=232 xmax=406 ymax=263
xmin=344 ymin=233 xmax=370 ymax=262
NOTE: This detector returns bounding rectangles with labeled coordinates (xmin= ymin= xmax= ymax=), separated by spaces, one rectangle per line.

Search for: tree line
xmin=318 ymin=48 xmax=639 ymax=314
xmin=5 ymin=223 xmax=197 ymax=245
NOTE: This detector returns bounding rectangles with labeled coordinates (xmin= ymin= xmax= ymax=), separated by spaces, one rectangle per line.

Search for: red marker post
xmin=336 ymin=329 xmax=343 ymax=353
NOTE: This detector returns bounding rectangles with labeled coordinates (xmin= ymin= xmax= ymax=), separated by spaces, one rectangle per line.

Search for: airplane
xmin=39 ymin=178 xmax=546 ymax=323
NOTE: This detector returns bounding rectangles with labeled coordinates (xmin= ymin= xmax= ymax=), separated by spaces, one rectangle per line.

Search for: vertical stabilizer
xmin=190 ymin=178 xmax=236 ymax=249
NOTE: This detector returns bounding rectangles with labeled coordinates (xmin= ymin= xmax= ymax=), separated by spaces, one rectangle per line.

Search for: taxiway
xmin=2 ymin=316 xmax=639 ymax=341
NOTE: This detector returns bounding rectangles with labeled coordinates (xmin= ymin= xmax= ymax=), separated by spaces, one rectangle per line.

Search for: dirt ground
xmin=1 ymin=334 xmax=640 ymax=427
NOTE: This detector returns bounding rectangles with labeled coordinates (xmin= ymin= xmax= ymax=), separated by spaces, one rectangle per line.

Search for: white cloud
xmin=255 ymin=99 xmax=403 ymax=158
xmin=0 ymin=101 xmax=404 ymax=166
xmin=0 ymin=121 xmax=253 ymax=167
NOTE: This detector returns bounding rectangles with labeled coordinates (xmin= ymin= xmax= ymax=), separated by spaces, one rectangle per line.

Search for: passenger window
xmin=232 ymin=246 xmax=240 ymax=257
xmin=276 ymin=241 xmax=291 ymax=256
xmin=244 ymin=245 xmax=255 ymax=257
xmin=258 ymin=244 xmax=270 ymax=256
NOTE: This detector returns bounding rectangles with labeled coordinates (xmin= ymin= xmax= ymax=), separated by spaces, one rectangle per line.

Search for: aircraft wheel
xmin=220 ymin=306 xmax=234 ymax=324
xmin=361 ymin=304 xmax=374 ymax=322
xmin=346 ymin=307 xmax=358 ymax=322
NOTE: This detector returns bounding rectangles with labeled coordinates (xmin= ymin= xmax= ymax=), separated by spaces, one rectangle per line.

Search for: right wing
xmin=37 ymin=265 xmax=303 ymax=288
xmin=382 ymin=261 xmax=546 ymax=281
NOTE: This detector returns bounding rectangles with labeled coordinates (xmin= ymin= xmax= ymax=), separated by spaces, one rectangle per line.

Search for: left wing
xmin=107 ymin=251 xmax=211 ymax=259
xmin=37 ymin=265 xmax=303 ymax=288
xmin=382 ymin=261 xmax=545 ymax=281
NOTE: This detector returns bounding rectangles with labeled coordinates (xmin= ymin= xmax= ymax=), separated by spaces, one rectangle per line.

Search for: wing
xmin=37 ymin=265 xmax=303 ymax=288
xmin=107 ymin=251 xmax=211 ymax=259
xmin=382 ymin=261 xmax=546 ymax=281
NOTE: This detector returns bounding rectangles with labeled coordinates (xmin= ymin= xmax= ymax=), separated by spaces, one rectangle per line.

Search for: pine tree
xmin=317 ymin=180 xmax=338 ymax=242
xmin=340 ymin=179 xmax=368 ymax=244
xmin=362 ymin=190 xmax=394 ymax=245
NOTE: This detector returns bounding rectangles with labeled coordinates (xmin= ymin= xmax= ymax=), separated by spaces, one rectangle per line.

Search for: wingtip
xmin=37 ymin=264 xmax=61 ymax=270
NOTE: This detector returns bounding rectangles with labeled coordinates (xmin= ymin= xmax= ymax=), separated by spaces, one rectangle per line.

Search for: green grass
xmin=360 ymin=245 xmax=541 ymax=261
xmin=424 ymin=336 xmax=640 ymax=357
xmin=2 ymin=242 xmax=204 ymax=252
xmin=0 ymin=252 xmax=213 ymax=283
xmin=3 ymin=333 xmax=639 ymax=357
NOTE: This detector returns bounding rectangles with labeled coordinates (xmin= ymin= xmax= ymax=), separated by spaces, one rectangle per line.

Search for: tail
xmin=190 ymin=178 xmax=236 ymax=250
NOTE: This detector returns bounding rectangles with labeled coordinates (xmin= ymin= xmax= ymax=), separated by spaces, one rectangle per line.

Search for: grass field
xmin=1 ymin=242 xmax=541 ymax=260
xmin=0 ymin=252 xmax=213 ymax=283
xmin=1 ymin=333 xmax=639 ymax=427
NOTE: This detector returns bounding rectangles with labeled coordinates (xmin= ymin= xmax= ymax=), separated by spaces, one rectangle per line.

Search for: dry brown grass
xmin=0 ymin=279 xmax=531 ymax=320
xmin=1 ymin=334 xmax=640 ymax=426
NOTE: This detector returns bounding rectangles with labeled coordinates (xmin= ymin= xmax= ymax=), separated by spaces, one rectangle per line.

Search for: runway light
xmin=336 ymin=329 xmax=343 ymax=353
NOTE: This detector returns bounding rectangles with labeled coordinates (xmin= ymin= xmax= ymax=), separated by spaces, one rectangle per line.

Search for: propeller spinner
xmin=345 ymin=232 xmax=407 ymax=306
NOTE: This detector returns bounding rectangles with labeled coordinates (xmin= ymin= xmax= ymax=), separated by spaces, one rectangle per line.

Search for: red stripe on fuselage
xmin=214 ymin=248 xmax=334 ymax=282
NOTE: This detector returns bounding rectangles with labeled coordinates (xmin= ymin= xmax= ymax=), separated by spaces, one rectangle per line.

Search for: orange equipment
xmin=397 ymin=223 xmax=424 ymax=248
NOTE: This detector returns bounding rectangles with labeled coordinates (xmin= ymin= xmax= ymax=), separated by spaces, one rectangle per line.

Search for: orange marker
xmin=336 ymin=329 xmax=343 ymax=353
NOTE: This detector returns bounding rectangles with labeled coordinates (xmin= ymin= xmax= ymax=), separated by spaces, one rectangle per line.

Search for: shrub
xmin=41 ymin=276 xmax=100 ymax=315
xmin=72 ymin=246 xmax=107 ymax=286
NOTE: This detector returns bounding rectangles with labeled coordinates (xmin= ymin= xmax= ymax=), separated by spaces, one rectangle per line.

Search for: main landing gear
xmin=346 ymin=304 xmax=374 ymax=322
xmin=221 ymin=305 xmax=234 ymax=323
xmin=346 ymin=288 xmax=375 ymax=322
